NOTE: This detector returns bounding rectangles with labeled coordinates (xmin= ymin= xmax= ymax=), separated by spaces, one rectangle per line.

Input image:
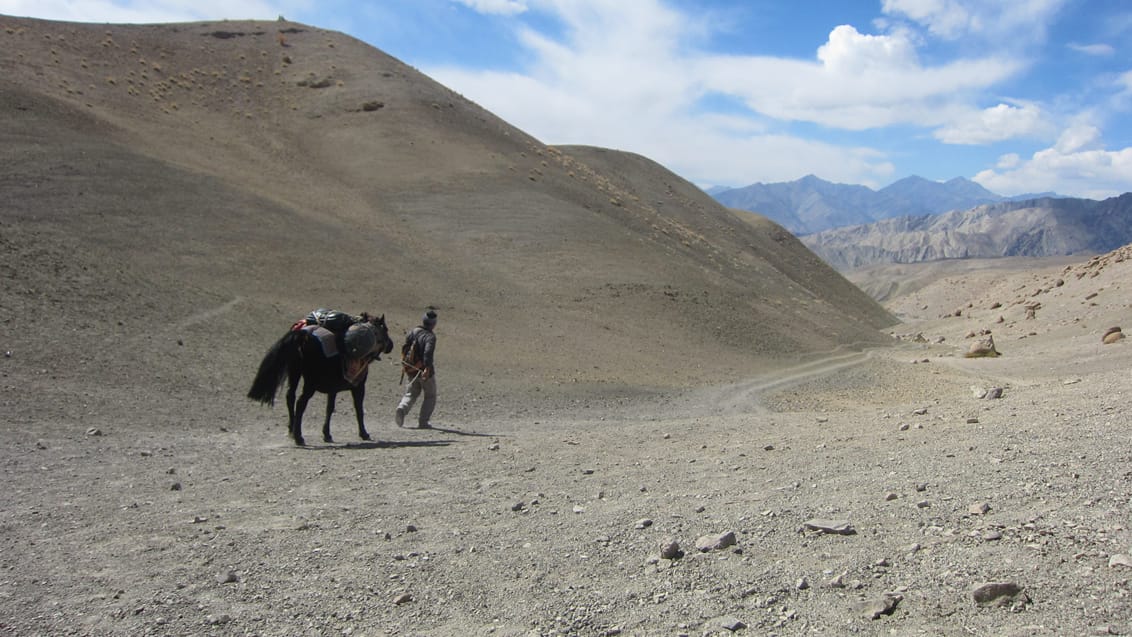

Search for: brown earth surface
xmin=3 ymin=15 xmax=1132 ymax=637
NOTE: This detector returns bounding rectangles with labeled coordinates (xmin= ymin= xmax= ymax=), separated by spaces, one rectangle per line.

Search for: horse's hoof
xmin=294 ymin=437 xmax=305 ymax=446
xmin=323 ymin=436 xmax=333 ymax=443
xmin=360 ymin=432 xmax=372 ymax=441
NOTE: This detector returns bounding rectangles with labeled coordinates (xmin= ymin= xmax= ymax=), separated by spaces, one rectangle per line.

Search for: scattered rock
xmin=1108 ymin=554 xmax=1132 ymax=568
xmin=393 ymin=593 xmax=412 ymax=605
xmin=965 ymin=334 xmax=1000 ymax=358
xmin=634 ymin=518 xmax=653 ymax=529
xmin=695 ymin=531 xmax=737 ymax=552
xmin=85 ymin=427 xmax=103 ymax=436
xmin=803 ymin=519 xmax=856 ymax=535
xmin=854 ymin=592 xmax=902 ymax=619
xmin=659 ymin=538 xmax=682 ymax=560
xmin=1103 ymin=327 xmax=1124 ymax=344
xmin=968 ymin=502 xmax=991 ymax=515
xmin=216 ymin=570 xmax=239 ymax=584
xmin=972 ymin=581 xmax=1030 ymax=608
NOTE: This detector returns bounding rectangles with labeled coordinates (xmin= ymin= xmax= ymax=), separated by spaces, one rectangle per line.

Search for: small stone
xmin=170 ymin=482 xmax=182 ymax=491
xmin=972 ymin=581 xmax=1029 ymax=607
xmin=915 ymin=500 xmax=930 ymax=508
xmin=854 ymin=592 xmax=902 ymax=619
xmin=796 ymin=577 xmax=809 ymax=590
xmin=406 ymin=525 xmax=418 ymax=533
xmin=915 ymin=483 xmax=928 ymax=492
xmin=511 ymin=501 xmax=525 ymax=512
xmin=216 ymin=570 xmax=239 ymax=584
xmin=984 ymin=387 xmax=1004 ymax=399
xmin=983 ymin=530 xmax=1003 ymax=541
xmin=966 ymin=417 xmax=980 ymax=424
xmin=884 ymin=492 xmax=898 ymax=501
xmin=86 ymin=427 xmax=103 ymax=436
xmin=718 ymin=617 xmax=746 ymax=631
xmin=969 ymin=502 xmax=991 ymax=515
xmin=634 ymin=518 xmax=653 ymax=529
xmin=393 ymin=593 xmax=412 ymax=605
xmin=1108 ymin=554 xmax=1132 ymax=568
xmin=803 ymin=519 xmax=856 ymax=535
xmin=898 ymin=423 xmax=909 ymax=431
xmin=207 ymin=613 xmax=233 ymax=625
xmin=659 ymin=539 xmax=682 ymax=560
xmin=695 ymin=531 xmax=737 ymax=552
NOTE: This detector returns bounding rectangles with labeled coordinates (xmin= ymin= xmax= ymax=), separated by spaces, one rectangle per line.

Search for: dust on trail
xmin=656 ymin=349 xmax=874 ymax=418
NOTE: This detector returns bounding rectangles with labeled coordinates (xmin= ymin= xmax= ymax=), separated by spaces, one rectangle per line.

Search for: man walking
xmin=396 ymin=309 xmax=438 ymax=429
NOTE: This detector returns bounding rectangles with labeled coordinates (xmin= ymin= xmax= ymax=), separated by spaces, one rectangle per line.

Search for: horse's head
xmin=360 ymin=312 xmax=395 ymax=359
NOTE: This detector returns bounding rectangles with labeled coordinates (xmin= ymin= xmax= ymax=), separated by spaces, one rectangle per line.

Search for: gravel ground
xmin=4 ymin=255 xmax=1131 ymax=637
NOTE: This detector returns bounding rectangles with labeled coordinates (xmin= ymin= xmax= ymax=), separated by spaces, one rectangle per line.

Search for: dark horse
xmin=247 ymin=313 xmax=394 ymax=445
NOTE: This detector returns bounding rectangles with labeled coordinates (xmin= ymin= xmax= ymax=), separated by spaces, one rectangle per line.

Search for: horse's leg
xmin=351 ymin=383 xmax=370 ymax=441
xmin=292 ymin=383 xmax=317 ymax=446
xmin=322 ymin=392 xmax=336 ymax=443
xmin=285 ymin=369 xmax=300 ymax=443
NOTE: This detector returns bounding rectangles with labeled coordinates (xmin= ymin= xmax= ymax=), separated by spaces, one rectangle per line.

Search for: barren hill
xmin=1 ymin=15 xmax=893 ymax=399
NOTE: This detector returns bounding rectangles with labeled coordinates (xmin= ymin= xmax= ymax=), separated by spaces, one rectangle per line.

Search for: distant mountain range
xmin=799 ymin=193 xmax=1132 ymax=271
xmin=710 ymin=174 xmax=1058 ymax=235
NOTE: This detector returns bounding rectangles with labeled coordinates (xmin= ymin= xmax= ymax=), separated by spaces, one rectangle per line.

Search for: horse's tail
xmin=247 ymin=331 xmax=301 ymax=406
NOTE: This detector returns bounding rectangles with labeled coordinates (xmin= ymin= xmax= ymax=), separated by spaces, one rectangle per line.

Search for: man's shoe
xmin=394 ymin=408 xmax=405 ymax=427
xmin=418 ymin=422 xmax=432 ymax=429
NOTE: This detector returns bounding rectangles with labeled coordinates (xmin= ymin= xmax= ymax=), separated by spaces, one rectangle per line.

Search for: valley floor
xmin=3 ymin=322 xmax=1131 ymax=636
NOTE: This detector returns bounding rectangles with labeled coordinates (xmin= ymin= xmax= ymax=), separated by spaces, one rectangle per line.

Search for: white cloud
xmin=934 ymin=102 xmax=1048 ymax=144
xmin=882 ymin=0 xmax=1069 ymax=42
xmin=1067 ymin=42 xmax=1115 ymax=56
xmin=974 ymin=132 xmax=1132 ymax=198
xmin=453 ymin=0 xmax=528 ymax=17
xmin=1053 ymin=124 xmax=1101 ymax=153
xmin=817 ymin=24 xmax=918 ymax=72
xmin=696 ymin=26 xmax=1021 ymax=131
xmin=881 ymin=0 xmax=975 ymax=39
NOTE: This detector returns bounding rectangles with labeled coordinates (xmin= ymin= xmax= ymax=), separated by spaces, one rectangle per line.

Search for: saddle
xmin=295 ymin=309 xmax=379 ymax=385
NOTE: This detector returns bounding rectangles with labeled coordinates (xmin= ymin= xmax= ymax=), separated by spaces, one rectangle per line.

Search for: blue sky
xmin=4 ymin=1 xmax=1132 ymax=198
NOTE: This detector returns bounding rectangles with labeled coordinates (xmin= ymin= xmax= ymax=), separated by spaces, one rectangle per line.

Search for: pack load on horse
xmin=298 ymin=308 xmax=382 ymax=383
xmin=248 ymin=309 xmax=394 ymax=445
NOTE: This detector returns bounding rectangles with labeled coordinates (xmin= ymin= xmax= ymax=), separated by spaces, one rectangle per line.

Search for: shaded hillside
xmin=802 ymin=194 xmax=1132 ymax=271
xmin=712 ymin=174 xmax=1039 ymax=235
xmin=0 ymin=15 xmax=894 ymax=400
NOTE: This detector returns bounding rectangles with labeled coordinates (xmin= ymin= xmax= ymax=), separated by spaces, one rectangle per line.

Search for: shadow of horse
xmin=247 ymin=313 xmax=394 ymax=445
xmin=405 ymin=424 xmax=499 ymax=438
xmin=296 ymin=439 xmax=456 ymax=451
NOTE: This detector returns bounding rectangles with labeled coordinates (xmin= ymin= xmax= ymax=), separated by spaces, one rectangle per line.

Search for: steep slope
xmin=1 ymin=15 xmax=894 ymax=401
xmin=802 ymin=195 xmax=1132 ymax=271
